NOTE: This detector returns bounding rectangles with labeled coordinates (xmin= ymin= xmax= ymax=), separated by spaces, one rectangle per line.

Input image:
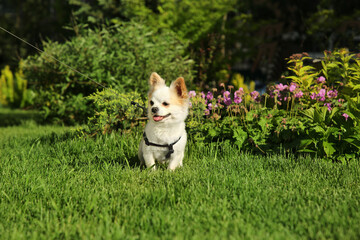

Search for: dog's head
xmin=147 ymin=72 xmax=189 ymax=124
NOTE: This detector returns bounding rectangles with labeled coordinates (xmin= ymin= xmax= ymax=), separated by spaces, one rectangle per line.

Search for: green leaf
xmin=323 ymin=141 xmax=336 ymax=157
xmin=344 ymin=138 xmax=360 ymax=150
xmin=314 ymin=125 xmax=325 ymax=134
xmin=314 ymin=106 xmax=327 ymax=123
xmin=233 ymin=127 xmax=248 ymax=149
xmin=297 ymin=149 xmax=316 ymax=153
xmin=301 ymin=108 xmax=314 ymax=120
xmin=299 ymin=138 xmax=314 ymax=149
xmin=208 ymin=128 xmax=219 ymax=137
xmin=324 ymin=127 xmax=339 ymax=140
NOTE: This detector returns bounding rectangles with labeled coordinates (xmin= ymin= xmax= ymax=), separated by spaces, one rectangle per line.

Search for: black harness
xmin=143 ymin=132 xmax=182 ymax=159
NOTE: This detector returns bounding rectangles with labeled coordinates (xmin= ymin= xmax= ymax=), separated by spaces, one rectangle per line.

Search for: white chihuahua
xmin=138 ymin=72 xmax=189 ymax=170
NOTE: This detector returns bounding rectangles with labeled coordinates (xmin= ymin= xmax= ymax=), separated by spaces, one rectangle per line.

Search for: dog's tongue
xmin=153 ymin=115 xmax=164 ymax=122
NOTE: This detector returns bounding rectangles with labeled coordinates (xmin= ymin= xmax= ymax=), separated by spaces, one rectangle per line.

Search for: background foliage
xmin=81 ymin=49 xmax=360 ymax=162
xmin=21 ymin=21 xmax=194 ymax=124
xmin=1 ymin=0 xmax=359 ymax=84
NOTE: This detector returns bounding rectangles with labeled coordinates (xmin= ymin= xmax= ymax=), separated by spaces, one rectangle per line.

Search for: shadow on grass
xmin=0 ymin=107 xmax=43 ymax=127
xmin=33 ymin=130 xmax=143 ymax=169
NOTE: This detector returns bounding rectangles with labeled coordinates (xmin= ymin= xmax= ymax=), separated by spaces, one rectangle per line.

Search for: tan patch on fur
xmin=170 ymin=77 xmax=189 ymax=106
xmin=149 ymin=72 xmax=165 ymax=88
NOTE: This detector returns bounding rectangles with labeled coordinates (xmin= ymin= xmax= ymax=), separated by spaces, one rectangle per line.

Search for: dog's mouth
xmin=153 ymin=113 xmax=171 ymax=122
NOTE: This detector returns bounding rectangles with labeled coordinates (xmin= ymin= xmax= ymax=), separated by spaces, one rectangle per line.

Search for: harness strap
xmin=143 ymin=132 xmax=182 ymax=159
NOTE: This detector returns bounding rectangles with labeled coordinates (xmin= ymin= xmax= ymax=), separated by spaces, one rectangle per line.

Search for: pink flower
xmin=327 ymin=89 xmax=338 ymax=98
xmin=223 ymin=91 xmax=230 ymax=98
xmin=204 ymin=109 xmax=210 ymax=115
xmin=295 ymin=91 xmax=303 ymax=98
xmin=318 ymin=89 xmax=326 ymax=97
xmin=235 ymin=88 xmax=244 ymax=96
xmin=250 ymin=91 xmax=260 ymax=102
xmin=324 ymin=103 xmax=332 ymax=112
xmin=200 ymin=92 xmax=205 ymax=99
xmin=189 ymin=90 xmax=196 ymax=98
xmin=223 ymin=90 xmax=232 ymax=105
xmin=317 ymin=76 xmax=326 ymax=83
xmin=207 ymin=103 xmax=213 ymax=110
xmin=234 ymin=96 xmax=242 ymax=104
xmin=234 ymin=89 xmax=243 ymax=104
xmin=289 ymin=83 xmax=297 ymax=92
xmin=310 ymin=92 xmax=316 ymax=100
xmin=206 ymin=91 xmax=213 ymax=101
xmin=224 ymin=97 xmax=232 ymax=106
xmin=276 ymin=83 xmax=288 ymax=91
xmin=342 ymin=113 xmax=349 ymax=121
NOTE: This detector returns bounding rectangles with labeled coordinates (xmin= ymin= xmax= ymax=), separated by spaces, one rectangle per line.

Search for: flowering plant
xmin=79 ymin=49 xmax=360 ymax=163
xmin=187 ymin=49 xmax=360 ymax=162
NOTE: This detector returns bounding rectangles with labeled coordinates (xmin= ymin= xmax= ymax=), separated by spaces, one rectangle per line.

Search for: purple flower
xmin=207 ymin=103 xmax=213 ymax=110
xmin=318 ymin=89 xmax=326 ymax=97
xmin=235 ymin=88 xmax=244 ymax=96
xmin=289 ymin=83 xmax=297 ymax=92
xmin=342 ymin=113 xmax=349 ymax=121
xmin=310 ymin=92 xmax=316 ymax=100
xmin=276 ymin=83 xmax=288 ymax=91
xmin=234 ymin=88 xmax=244 ymax=104
xmin=327 ymin=89 xmax=338 ymax=99
xmin=223 ymin=91 xmax=230 ymax=98
xmin=234 ymin=96 xmax=242 ymax=104
xmin=295 ymin=91 xmax=303 ymax=98
xmin=206 ymin=91 xmax=213 ymax=101
xmin=200 ymin=91 xmax=205 ymax=99
xmin=189 ymin=90 xmax=196 ymax=98
xmin=317 ymin=76 xmax=326 ymax=83
xmin=324 ymin=103 xmax=332 ymax=112
xmin=250 ymin=91 xmax=260 ymax=102
xmin=223 ymin=90 xmax=232 ymax=105
xmin=189 ymin=102 xmax=192 ymax=107
xmin=224 ymin=97 xmax=232 ymax=106
xmin=204 ymin=109 xmax=210 ymax=116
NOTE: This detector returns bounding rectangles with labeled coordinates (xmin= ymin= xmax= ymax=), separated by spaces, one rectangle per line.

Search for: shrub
xmin=79 ymin=49 xmax=360 ymax=162
xmin=76 ymin=88 xmax=146 ymax=137
xmin=0 ymin=62 xmax=34 ymax=108
xmin=187 ymin=49 xmax=360 ymax=162
xmin=23 ymin=21 xmax=195 ymax=124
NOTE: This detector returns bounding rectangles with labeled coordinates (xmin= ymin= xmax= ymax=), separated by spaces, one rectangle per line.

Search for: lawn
xmin=0 ymin=121 xmax=359 ymax=239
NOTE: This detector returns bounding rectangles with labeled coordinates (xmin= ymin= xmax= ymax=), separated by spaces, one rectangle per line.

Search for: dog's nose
xmin=151 ymin=107 xmax=159 ymax=114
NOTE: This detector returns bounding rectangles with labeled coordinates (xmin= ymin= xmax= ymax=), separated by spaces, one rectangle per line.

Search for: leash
xmin=0 ymin=26 xmax=146 ymax=113
xmin=143 ymin=132 xmax=182 ymax=158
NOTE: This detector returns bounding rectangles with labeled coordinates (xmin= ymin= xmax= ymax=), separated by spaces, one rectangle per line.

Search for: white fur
xmin=138 ymin=73 xmax=188 ymax=170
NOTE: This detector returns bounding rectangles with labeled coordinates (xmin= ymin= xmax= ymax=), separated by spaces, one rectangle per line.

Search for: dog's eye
xmin=162 ymin=102 xmax=169 ymax=106
xmin=149 ymin=100 xmax=154 ymax=106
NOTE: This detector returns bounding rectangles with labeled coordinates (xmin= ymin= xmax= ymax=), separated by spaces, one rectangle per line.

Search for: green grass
xmin=0 ymin=122 xmax=360 ymax=239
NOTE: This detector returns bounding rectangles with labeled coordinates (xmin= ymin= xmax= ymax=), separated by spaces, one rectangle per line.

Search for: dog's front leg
xmin=143 ymin=153 xmax=157 ymax=170
xmin=168 ymin=152 xmax=184 ymax=171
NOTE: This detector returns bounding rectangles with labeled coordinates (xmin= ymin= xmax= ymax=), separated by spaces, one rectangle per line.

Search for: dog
xmin=138 ymin=72 xmax=189 ymax=170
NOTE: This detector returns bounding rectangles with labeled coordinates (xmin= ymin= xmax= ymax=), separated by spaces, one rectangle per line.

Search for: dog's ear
xmin=149 ymin=72 xmax=165 ymax=91
xmin=170 ymin=77 xmax=188 ymax=99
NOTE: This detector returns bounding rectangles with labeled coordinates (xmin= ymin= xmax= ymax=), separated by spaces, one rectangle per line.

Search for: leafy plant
xmin=76 ymin=88 xmax=146 ymax=137
xmin=23 ymin=21 xmax=194 ymax=124
xmin=80 ymin=49 xmax=360 ymax=163
xmin=0 ymin=62 xmax=34 ymax=108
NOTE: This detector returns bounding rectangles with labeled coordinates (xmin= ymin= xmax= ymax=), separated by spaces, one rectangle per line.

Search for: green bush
xmin=23 ymin=21 xmax=194 ymax=124
xmin=76 ymin=88 xmax=145 ymax=137
xmin=81 ymin=49 xmax=360 ymax=163
xmin=0 ymin=62 xmax=34 ymax=108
